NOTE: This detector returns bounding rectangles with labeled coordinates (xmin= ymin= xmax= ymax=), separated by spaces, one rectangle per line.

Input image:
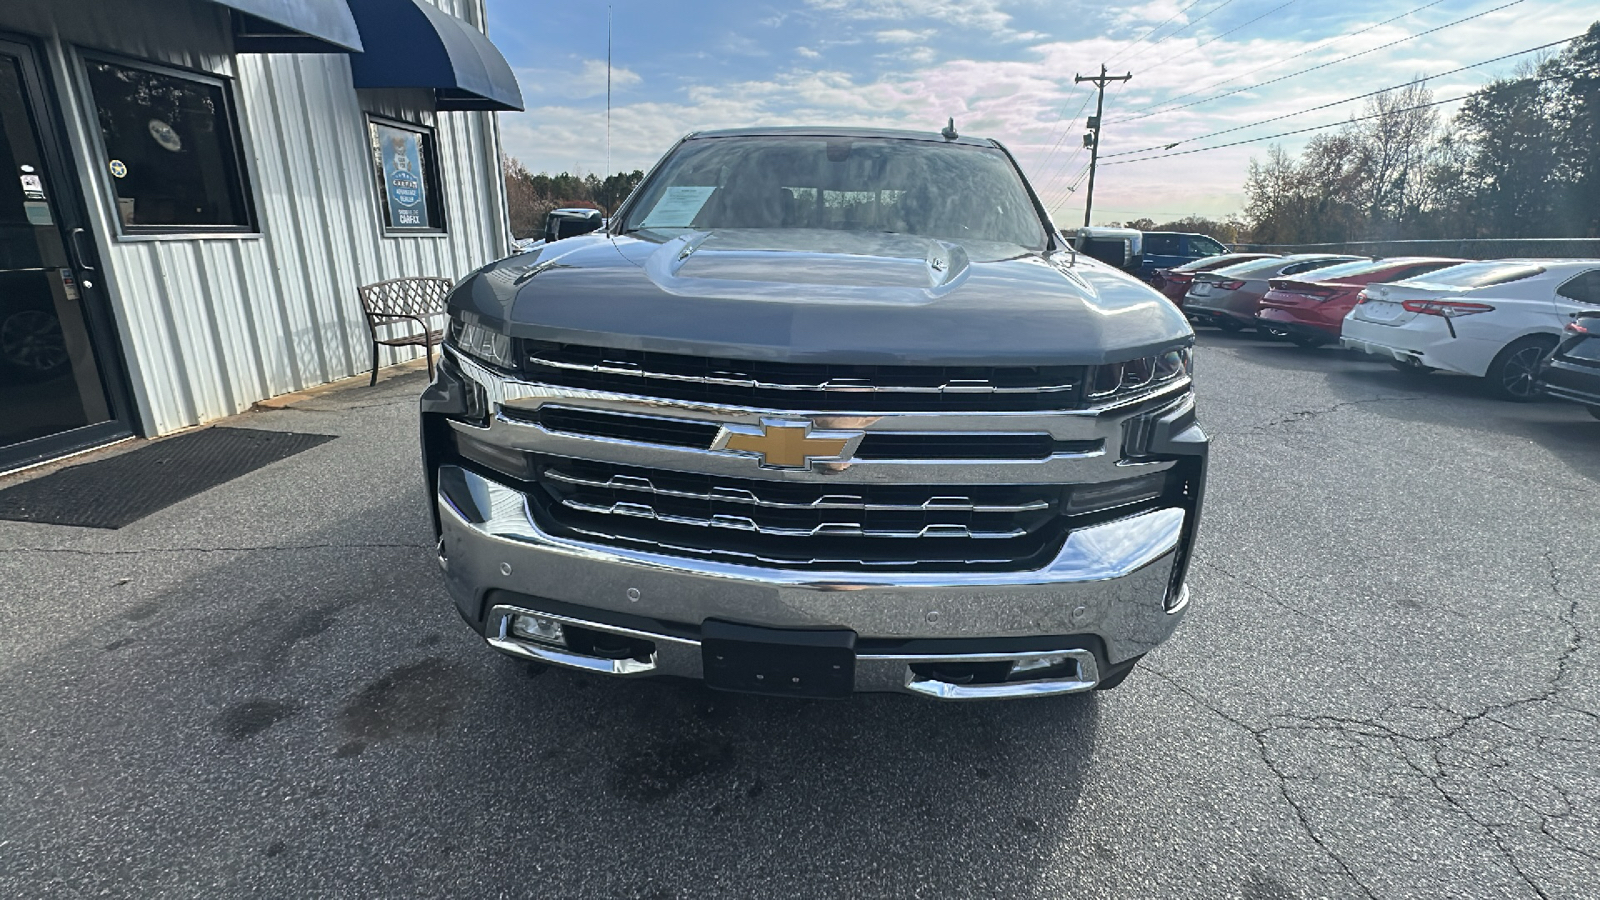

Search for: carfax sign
xmin=376 ymin=123 xmax=429 ymax=229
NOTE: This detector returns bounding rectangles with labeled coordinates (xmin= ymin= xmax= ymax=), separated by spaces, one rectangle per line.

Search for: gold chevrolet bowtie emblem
xmin=713 ymin=419 xmax=863 ymax=470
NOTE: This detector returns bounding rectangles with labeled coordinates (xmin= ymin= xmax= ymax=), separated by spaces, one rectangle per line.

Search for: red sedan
xmin=1256 ymin=257 xmax=1467 ymax=347
xmin=1153 ymin=253 xmax=1279 ymax=307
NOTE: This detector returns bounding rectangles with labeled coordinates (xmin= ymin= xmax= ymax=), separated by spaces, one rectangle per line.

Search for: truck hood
xmin=451 ymin=229 xmax=1192 ymax=366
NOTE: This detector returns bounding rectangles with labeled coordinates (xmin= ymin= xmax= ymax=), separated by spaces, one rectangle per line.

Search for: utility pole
xmin=1074 ymin=64 xmax=1131 ymax=228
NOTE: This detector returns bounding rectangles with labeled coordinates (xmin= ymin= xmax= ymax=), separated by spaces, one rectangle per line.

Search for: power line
xmin=1100 ymin=77 xmax=1551 ymax=166
xmin=1036 ymin=0 xmax=1290 ymax=202
xmin=1108 ymin=0 xmax=1240 ymax=67
xmin=1116 ymin=0 xmax=1449 ymax=120
xmin=1034 ymin=0 xmax=1235 ymax=198
xmin=1103 ymin=0 xmax=1213 ymax=65
xmin=1140 ymin=0 xmax=1303 ymax=76
xmin=1043 ymin=0 xmax=1302 ymax=208
xmin=1045 ymin=162 xmax=1094 ymax=214
xmin=1075 ymin=65 xmax=1133 ymax=227
xmin=1098 ymin=35 xmax=1580 ymax=160
xmin=1110 ymin=0 xmax=1524 ymax=125
xmin=1032 ymin=90 xmax=1097 ymax=201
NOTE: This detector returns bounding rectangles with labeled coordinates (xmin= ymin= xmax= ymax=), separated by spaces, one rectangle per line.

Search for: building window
xmin=367 ymin=116 xmax=445 ymax=234
xmin=81 ymin=56 xmax=255 ymax=234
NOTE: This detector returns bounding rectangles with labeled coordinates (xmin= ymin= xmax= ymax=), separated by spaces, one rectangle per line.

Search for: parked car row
xmin=1150 ymin=252 xmax=1279 ymax=305
xmin=1174 ymin=254 xmax=1600 ymax=412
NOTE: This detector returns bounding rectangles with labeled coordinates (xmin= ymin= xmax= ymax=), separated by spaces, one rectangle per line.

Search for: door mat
xmin=0 ymin=427 xmax=336 ymax=529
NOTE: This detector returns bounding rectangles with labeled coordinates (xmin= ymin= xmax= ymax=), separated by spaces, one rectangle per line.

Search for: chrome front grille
xmin=443 ymin=349 xmax=1192 ymax=573
xmin=528 ymin=457 xmax=1077 ymax=570
xmin=511 ymin=405 xmax=1103 ymax=461
xmin=520 ymin=341 xmax=1087 ymax=411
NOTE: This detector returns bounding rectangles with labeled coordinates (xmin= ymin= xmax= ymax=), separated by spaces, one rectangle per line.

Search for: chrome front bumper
xmin=438 ymin=465 xmax=1191 ymax=698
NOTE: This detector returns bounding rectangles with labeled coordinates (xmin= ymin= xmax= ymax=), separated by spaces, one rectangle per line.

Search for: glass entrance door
xmin=0 ymin=38 xmax=130 ymax=472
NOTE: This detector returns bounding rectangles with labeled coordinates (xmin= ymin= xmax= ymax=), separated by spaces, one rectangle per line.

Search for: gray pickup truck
xmin=421 ymin=126 xmax=1207 ymax=700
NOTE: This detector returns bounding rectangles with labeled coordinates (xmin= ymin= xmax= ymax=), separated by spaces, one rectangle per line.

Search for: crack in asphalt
xmin=1145 ymin=666 xmax=1382 ymax=900
xmin=1230 ymin=394 xmax=1432 ymax=434
xmin=1542 ymin=550 xmax=1583 ymax=690
xmin=267 ymin=398 xmax=415 ymax=413
xmin=1149 ymin=550 xmax=1594 ymax=899
xmin=1193 ymin=559 xmax=1349 ymax=634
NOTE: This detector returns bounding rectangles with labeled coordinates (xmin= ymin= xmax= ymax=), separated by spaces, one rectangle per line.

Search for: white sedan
xmin=1341 ymin=259 xmax=1600 ymax=400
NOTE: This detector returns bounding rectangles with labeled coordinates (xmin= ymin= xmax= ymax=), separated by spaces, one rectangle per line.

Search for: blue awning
xmin=215 ymin=0 xmax=364 ymax=53
xmin=345 ymin=0 xmax=524 ymax=112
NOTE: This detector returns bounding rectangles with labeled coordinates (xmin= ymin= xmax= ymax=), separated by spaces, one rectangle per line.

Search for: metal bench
xmin=357 ymin=276 xmax=453 ymax=386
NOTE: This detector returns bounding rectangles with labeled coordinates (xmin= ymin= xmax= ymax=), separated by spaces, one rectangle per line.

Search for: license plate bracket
xmin=701 ymin=621 xmax=856 ymax=698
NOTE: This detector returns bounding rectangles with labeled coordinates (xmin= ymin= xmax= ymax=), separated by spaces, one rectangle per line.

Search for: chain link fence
xmin=1230 ymin=238 xmax=1600 ymax=260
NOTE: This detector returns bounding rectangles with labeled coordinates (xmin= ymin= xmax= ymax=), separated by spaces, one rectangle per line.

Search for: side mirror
xmin=544 ymin=207 xmax=604 ymax=243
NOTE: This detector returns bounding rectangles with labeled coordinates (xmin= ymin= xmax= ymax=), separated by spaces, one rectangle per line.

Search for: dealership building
xmin=0 ymin=0 xmax=521 ymax=472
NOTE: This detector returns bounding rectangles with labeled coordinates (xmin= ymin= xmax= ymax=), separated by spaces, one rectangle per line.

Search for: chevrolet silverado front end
xmin=421 ymin=126 xmax=1207 ymax=700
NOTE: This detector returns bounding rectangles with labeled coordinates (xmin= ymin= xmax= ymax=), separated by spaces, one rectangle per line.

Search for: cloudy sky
xmin=485 ymin=0 xmax=1594 ymax=225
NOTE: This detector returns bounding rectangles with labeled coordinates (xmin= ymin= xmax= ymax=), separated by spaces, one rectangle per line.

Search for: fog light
xmin=511 ymin=614 xmax=566 ymax=646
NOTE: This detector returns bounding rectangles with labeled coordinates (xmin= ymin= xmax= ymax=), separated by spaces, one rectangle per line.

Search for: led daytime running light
xmin=451 ymin=319 xmax=515 ymax=369
xmin=1088 ymin=347 xmax=1192 ymax=400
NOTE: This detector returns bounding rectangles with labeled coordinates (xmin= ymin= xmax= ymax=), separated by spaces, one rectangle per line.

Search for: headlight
xmin=449 ymin=318 xmax=516 ymax=369
xmin=1087 ymin=346 xmax=1193 ymax=402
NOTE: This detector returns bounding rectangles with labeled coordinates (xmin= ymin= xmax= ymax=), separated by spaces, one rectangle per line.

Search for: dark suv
xmin=1137 ymin=232 xmax=1231 ymax=282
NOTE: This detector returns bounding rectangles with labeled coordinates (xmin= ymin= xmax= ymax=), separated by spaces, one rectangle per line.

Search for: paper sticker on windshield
xmin=640 ymin=186 xmax=716 ymax=228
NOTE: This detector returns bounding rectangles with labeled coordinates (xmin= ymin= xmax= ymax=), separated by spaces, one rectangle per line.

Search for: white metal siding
xmin=2 ymin=0 xmax=510 ymax=436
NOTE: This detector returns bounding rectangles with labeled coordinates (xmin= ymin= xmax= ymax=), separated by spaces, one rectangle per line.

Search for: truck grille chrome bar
xmin=543 ymin=467 xmax=1051 ymax=514
xmin=519 ymin=341 xmax=1088 ymax=412
xmin=530 ymin=457 xmax=1070 ymax=570
xmin=528 ymin=354 xmax=1079 ymax=394
xmin=560 ymin=498 xmax=1027 ymax=539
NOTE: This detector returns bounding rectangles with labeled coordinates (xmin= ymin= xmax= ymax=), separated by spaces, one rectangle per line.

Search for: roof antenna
xmin=605 ymin=4 xmax=613 ymax=182
xmin=941 ymin=117 xmax=958 ymax=140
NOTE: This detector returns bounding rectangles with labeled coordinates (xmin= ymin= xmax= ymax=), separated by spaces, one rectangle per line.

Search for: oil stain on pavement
xmin=340 ymin=657 xmax=474 ymax=742
xmin=214 ymin=697 xmax=303 ymax=740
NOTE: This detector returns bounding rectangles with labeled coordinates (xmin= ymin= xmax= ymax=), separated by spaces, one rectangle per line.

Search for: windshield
xmin=619 ymin=136 xmax=1048 ymax=250
xmin=1404 ymin=261 xmax=1546 ymax=288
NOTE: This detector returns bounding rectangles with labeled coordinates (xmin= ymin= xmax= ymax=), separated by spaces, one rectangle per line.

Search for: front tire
xmin=1214 ymin=318 xmax=1244 ymax=334
xmin=1486 ymin=336 xmax=1557 ymax=401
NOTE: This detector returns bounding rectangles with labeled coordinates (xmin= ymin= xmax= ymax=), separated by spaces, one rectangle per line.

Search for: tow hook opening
xmin=564 ymin=625 xmax=656 ymax=663
xmin=910 ymin=653 xmax=1086 ymax=688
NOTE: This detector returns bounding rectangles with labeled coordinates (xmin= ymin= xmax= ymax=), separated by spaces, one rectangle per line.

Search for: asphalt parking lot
xmin=1 ymin=332 xmax=1596 ymax=899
